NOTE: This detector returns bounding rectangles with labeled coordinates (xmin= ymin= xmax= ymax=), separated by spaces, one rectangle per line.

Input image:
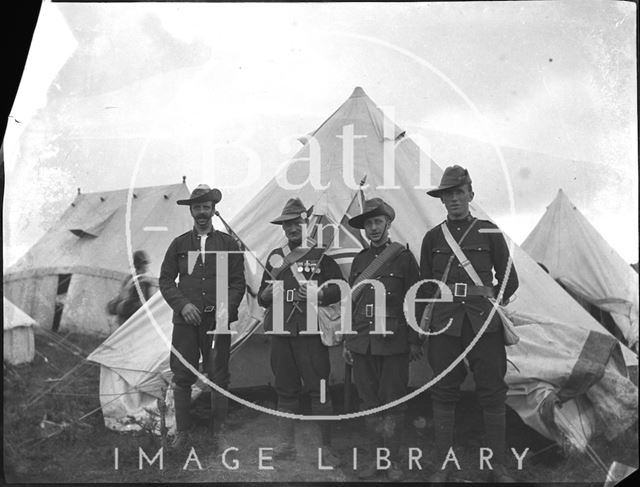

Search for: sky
xmin=3 ymin=0 xmax=638 ymax=266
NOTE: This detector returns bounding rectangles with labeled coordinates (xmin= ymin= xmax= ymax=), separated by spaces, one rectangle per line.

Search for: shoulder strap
xmin=440 ymin=222 xmax=483 ymax=286
xmin=351 ymin=242 xmax=405 ymax=302
xmin=270 ymin=244 xmax=316 ymax=280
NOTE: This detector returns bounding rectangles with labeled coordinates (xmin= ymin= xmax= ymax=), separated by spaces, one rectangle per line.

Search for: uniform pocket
xmin=431 ymin=246 xmax=452 ymax=276
xmin=461 ymin=243 xmax=491 ymax=272
xmin=378 ymin=273 xmax=404 ymax=312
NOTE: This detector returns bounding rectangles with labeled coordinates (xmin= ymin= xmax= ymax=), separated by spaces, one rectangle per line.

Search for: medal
xmin=269 ymin=253 xmax=284 ymax=268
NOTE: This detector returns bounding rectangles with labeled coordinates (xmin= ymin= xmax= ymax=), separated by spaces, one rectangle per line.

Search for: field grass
xmin=3 ymin=330 xmax=638 ymax=484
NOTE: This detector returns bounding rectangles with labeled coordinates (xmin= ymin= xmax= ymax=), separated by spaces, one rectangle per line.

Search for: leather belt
xmin=448 ymin=283 xmax=494 ymax=298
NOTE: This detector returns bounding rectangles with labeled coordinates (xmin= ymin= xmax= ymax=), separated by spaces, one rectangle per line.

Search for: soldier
xmin=159 ymin=184 xmax=246 ymax=449
xmin=257 ymin=198 xmax=344 ymax=466
xmin=420 ymin=166 xmax=519 ymax=482
xmin=343 ymin=197 xmax=422 ymax=481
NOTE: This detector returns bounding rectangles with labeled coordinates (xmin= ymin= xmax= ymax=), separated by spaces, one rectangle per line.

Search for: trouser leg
xmin=170 ymin=323 xmax=200 ymax=433
xmin=270 ymin=336 xmax=301 ymax=458
xmin=427 ymin=331 xmax=465 ymax=480
xmin=173 ymin=385 xmax=192 ymax=432
xmin=205 ymin=334 xmax=231 ymax=425
xmin=462 ymin=318 xmax=508 ymax=467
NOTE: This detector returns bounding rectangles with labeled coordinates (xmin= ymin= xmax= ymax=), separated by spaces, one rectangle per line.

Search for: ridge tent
xmin=3 ymin=297 xmax=37 ymax=365
xmin=4 ymin=183 xmax=191 ymax=337
xmin=88 ymin=87 xmax=637 ymax=451
xmin=522 ymin=189 xmax=639 ymax=352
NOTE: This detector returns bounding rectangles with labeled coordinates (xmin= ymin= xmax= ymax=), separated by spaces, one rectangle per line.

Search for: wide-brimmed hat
xmin=348 ymin=198 xmax=396 ymax=229
xmin=270 ymin=198 xmax=312 ymax=224
xmin=176 ymin=184 xmax=222 ymax=206
xmin=426 ymin=165 xmax=472 ymax=197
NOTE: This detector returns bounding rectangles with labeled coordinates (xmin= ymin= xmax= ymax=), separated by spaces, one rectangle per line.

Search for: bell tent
xmin=4 ymin=182 xmax=191 ymax=337
xmin=522 ymin=189 xmax=639 ymax=352
xmin=88 ymin=87 xmax=637 ymax=451
xmin=3 ymin=297 xmax=37 ymax=365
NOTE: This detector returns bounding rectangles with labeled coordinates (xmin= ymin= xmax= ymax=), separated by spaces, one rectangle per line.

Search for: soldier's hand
xmin=409 ymin=343 xmax=423 ymax=362
xmin=181 ymin=303 xmax=201 ymax=326
xmin=342 ymin=346 xmax=354 ymax=365
xmin=260 ymin=284 xmax=274 ymax=302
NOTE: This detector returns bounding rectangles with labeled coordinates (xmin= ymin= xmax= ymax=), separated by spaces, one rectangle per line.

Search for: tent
xmin=3 ymin=182 xmax=191 ymax=336
xmin=522 ymin=189 xmax=639 ymax=352
xmin=88 ymin=87 xmax=637 ymax=451
xmin=3 ymin=297 xmax=37 ymax=365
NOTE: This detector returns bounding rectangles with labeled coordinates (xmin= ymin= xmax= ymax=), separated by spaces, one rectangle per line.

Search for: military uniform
xmin=345 ymin=197 xmax=419 ymax=480
xmin=258 ymin=244 xmax=343 ymax=413
xmin=160 ymin=227 xmax=245 ymax=390
xmin=159 ymin=185 xmax=245 ymax=441
xmin=258 ymin=197 xmax=344 ymax=466
xmin=421 ymin=165 xmax=519 ymax=482
xmin=420 ymin=214 xmax=518 ymax=407
xmin=346 ymin=241 xmax=421 ymax=409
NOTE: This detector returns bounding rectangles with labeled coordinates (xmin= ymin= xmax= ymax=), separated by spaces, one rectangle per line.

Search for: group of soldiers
xmin=157 ymin=165 xmax=519 ymax=482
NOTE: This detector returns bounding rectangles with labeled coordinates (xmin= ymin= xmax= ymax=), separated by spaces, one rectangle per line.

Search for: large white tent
xmin=4 ymin=182 xmax=191 ymax=336
xmin=3 ymin=297 xmax=37 ymax=366
xmin=88 ymin=87 xmax=637 ymax=450
xmin=522 ymin=189 xmax=639 ymax=352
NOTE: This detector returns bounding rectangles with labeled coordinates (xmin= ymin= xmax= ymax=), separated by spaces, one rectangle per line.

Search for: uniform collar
xmin=446 ymin=213 xmax=474 ymax=225
xmin=192 ymin=227 xmax=214 ymax=237
xmin=370 ymin=238 xmax=391 ymax=253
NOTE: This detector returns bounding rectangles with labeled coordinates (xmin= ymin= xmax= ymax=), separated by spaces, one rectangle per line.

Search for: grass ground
xmin=3 ymin=330 xmax=638 ymax=484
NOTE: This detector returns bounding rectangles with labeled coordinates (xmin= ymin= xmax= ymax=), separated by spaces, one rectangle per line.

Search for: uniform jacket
xmin=346 ymin=240 xmax=421 ymax=355
xmin=159 ymin=228 xmax=246 ymax=325
xmin=419 ymin=215 xmax=519 ymax=336
xmin=258 ymin=245 xmax=344 ymax=335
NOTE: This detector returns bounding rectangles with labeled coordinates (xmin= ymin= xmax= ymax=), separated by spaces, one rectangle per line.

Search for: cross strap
xmin=270 ymin=243 xmax=317 ymax=280
xmin=440 ymin=222 xmax=483 ymax=286
xmin=351 ymin=242 xmax=405 ymax=302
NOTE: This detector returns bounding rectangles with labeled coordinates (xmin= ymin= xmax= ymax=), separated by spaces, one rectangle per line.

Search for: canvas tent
xmin=522 ymin=189 xmax=639 ymax=353
xmin=3 ymin=297 xmax=37 ymax=365
xmin=88 ymin=87 xmax=637 ymax=451
xmin=4 ymin=183 xmax=191 ymax=336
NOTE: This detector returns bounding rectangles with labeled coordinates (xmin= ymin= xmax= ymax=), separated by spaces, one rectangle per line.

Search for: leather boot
xmin=273 ymin=398 xmax=297 ymax=460
xmin=358 ymin=415 xmax=383 ymax=480
xmin=311 ymin=396 xmax=341 ymax=467
xmin=384 ymin=413 xmax=405 ymax=481
xmin=212 ymin=390 xmax=231 ymax=451
xmin=171 ymin=385 xmax=192 ymax=450
xmin=483 ymin=406 xmax=515 ymax=483
xmin=318 ymin=423 xmax=341 ymax=467
xmin=428 ymin=402 xmax=456 ymax=483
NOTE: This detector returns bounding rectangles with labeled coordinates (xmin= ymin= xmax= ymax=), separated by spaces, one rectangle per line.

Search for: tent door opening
xmin=52 ymin=274 xmax=72 ymax=331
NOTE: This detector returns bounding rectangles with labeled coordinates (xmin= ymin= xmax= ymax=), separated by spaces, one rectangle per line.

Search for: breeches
xmin=170 ymin=321 xmax=231 ymax=390
xmin=428 ymin=314 xmax=507 ymax=408
xmin=352 ymin=351 xmax=409 ymax=412
xmin=270 ymin=335 xmax=330 ymax=408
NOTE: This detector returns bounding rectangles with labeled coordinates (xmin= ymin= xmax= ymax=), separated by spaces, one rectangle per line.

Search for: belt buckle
xmin=365 ymin=304 xmax=374 ymax=318
xmin=203 ymin=305 xmax=215 ymax=313
xmin=454 ymin=283 xmax=468 ymax=298
xmin=286 ymin=289 xmax=295 ymax=302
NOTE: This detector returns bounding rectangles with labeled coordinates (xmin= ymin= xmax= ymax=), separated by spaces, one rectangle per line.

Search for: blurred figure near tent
xmin=106 ymin=250 xmax=155 ymax=326
xmin=159 ymin=184 xmax=246 ymax=451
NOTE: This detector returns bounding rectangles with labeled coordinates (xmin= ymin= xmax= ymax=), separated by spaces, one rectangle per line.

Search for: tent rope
xmin=26 ymin=360 xmax=91 ymax=407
